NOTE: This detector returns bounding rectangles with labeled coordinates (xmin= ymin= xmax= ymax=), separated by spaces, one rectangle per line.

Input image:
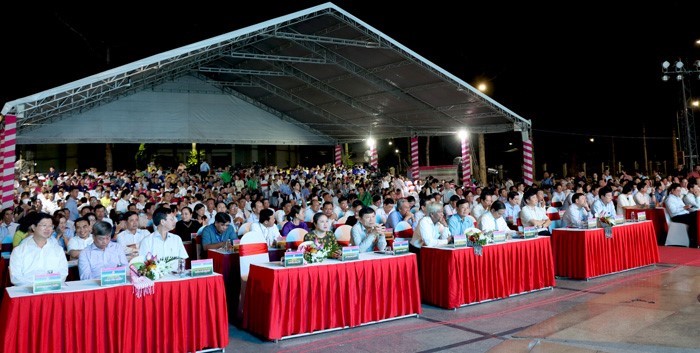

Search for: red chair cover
xmin=239 ymin=243 xmax=268 ymax=256
xmin=551 ymin=201 xmax=563 ymax=208
xmin=547 ymin=212 xmax=561 ymax=221
xmin=337 ymin=240 xmax=350 ymax=247
xmin=287 ymin=241 xmax=304 ymax=250
xmin=395 ymin=229 xmax=414 ymax=238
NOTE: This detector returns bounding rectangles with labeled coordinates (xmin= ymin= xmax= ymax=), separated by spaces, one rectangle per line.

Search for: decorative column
xmin=461 ymin=135 xmax=471 ymax=187
xmin=334 ymin=144 xmax=342 ymax=166
xmin=410 ymin=137 xmax=419 ymax=180
xmin=1 ymin=115 xmax=17 ymax=209
xmin=523 ymin=137 xmax=534 ymax=186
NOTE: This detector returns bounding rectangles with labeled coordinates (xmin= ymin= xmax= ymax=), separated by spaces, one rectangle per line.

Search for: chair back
xmin=394 ymin=221 xmax=414 ymax=238
xmin=336 ymin=215 xmax=349 ymax=227
xmin=239 ymin=231 xmax=269 ymax=280
xmin=286 ymin=228 xmax=308 ymax=250
xmin=334 ymin=225 xmax=352 ymax=246
xmin=546 ymin=207 xmax=561 ymax=221
xmin=237 ymin=222 xmax=252 ymax=236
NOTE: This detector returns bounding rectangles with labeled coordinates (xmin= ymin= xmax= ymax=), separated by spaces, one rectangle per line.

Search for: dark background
xmin=2 ymin=1 xmax=699 ymax=176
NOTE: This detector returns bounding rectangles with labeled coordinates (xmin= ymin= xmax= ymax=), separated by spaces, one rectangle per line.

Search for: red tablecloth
xmin=0 ymin=257 xmax=79 ymax=305
xmin=0 ymin=275 xmax=229 ymax=353
xmin=208 ymin=248 xmax=287 ymax=325
xmin=420 ymin=237 xmax=555 ymax=309
xmin=242 ymin=253 xmax=421 ymax=340
xmin=624 ymin=207 xmax=667 ymax=245
xmin=552 ymin=221 xmax=659 ymax=279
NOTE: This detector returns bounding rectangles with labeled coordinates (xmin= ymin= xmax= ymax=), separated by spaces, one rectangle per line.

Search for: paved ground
xmin=217 ymin=249 xmax=700 ymax=353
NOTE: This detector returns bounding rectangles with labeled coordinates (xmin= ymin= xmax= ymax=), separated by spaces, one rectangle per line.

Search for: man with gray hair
xmin=410 ymin=201 xmax=450 ymax=251
xmin=385 ymin=198 xmax=415 ymax=230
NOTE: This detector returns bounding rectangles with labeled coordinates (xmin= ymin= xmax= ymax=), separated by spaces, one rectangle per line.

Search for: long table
xmin=551 ymin=220 xmax=659 ymax=280
xmin=419 ymin=237 xmax=556 ymax=309
xmin=208 ymin=247 xmax=286 ymax=325
xmin=242 ymin=252 xmax=421 ymax=340
xmin=623 ymin=207 xmax=667 ymax=245
xmin=0 ymin=255 xmax=79 ymax=305
xmin=0 ymin=274 xmax=229 ymax=353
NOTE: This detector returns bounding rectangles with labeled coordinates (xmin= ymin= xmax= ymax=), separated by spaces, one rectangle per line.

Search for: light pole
xmin=662 ymin=59 xmax=700 ymax=168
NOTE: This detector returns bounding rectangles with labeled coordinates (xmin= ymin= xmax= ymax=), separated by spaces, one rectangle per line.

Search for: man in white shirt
xmin=592 ymin=187 xmax=616 ymax=217
xmin=665 ymin=183 xmax=698 ymax=247
xmin=410 ymin=202 xmax=450 ymax=249
xmin=94 ymin=204 xmax=113 ymax=226
xmin=67 ymin=216 xmax=94 ymax=260
xmin=375 ymin=198 xmax=395 ymax=225
xmin=633 ymin=181 xmax=651 ymax=208
xmin=520 ymin=189 xmax=551 ymax=234
xmin=116 ymin=211 xmax=149 ymax=249
xmin=10 ymin=213 xmax=68 ymax=286
xmin=504 ymin=191 xmax=521 ymax=227
xmin=562 ymin=193 xmax=591 ymax=228
xmin=443 ymin=195 xmax=459 ymax=219
xmin=139 ymin=207 xmax=189 ymax=260
xmin=683 ymin=183 xmax=700 ymax=210
xmin=249 ymin=209 xmax=281 ymax=247
xmin=479 ymin=201 xmax=512 ymax=233
xmin=471 ymin=193 xmax=493 ymax=223
xmin=115 ymin=190 xmax=131 ymax=215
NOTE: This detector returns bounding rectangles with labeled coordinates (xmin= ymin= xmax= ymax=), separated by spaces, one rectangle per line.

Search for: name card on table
xmin=523 ymin=226 xmax=537 ymax=239
xmin=341 ymin=246 xmax=359 ymax=261
xmin=492 ymin=231 xmax=506 ymax=243
xmin=614 ymin=215 xmax=625 ymax=225
xmin=637 ymin=211 xmax=646 ymax=221
xmin=283 ymin=251 xmax=304 ymax=267
xmin=452 ymin=235 xmax=467 ymax=248
xmin=190 ymin=259 xmax=214 ymax=277
xmin=586 ymin=219 xmax=598 ymax=229
xmin=101 ymin=266 xmax=127 ymax=286
xmin=393 ymin=239 xmax=409 ymax=254
xmin=33 ymin=273 xmax=62 ymax=294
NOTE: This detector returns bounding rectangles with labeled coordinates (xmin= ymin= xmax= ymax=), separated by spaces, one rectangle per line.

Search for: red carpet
xmin=658 ymin=246 xmax=700 ymax=267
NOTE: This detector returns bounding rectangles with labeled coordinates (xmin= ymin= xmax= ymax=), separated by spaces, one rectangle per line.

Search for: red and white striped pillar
xmin=370 ymin=145 xmax=378 ymax=169
xmin=334 ymin=144 xmax=342 ymax=166
xmin=523 ymin=139 xmax=534 ymax=186
xmin=1 ymin=115 xmax=17 ymax=209
xmin=410 ymin=137 xmax=419 ymax=180
xmin=461 ymin=136 xmax=471 ymax=187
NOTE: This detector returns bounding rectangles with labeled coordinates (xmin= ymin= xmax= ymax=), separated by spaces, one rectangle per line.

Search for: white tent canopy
xmin=2 ymin=2 xmax=530 ymax=145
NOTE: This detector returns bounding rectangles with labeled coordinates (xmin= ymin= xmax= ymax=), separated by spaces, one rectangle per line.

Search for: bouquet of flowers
xmin=136 ymin=254 xmax=180 ymax=280
xmin=596 ymin=212 xmax=615 ymax=238
xmin=597 ymin=213 xmax=615 ymax=227
xmin=465 ymin=228 xmax=490 ymax=246
xmin=297 ymin=240 xmax=330 ymax=264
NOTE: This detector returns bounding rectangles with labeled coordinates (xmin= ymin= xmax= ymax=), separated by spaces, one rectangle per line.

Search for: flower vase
xmin=602 ymin=224 xmax=613 ymax=238
xmin=467 ymin=241 xmax=484 ymax=256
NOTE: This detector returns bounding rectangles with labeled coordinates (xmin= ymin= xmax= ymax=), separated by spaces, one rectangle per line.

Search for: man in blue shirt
xmin=386 ymin=198 xmax=414 ymax=230
xmin=201 ymin=213 xmax=238 ymax=256
xmin=448 ymin=199 xmax=475 ymax=235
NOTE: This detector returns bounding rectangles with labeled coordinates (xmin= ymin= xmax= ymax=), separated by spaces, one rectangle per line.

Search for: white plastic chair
xmin=285 ymin=228 xmax=308 ymax=250
xmin=238 ymin=231 xmax=269 ymax=321
xmin=393 ymin=220 xmax=414 ymax=240
xmin=546 ymin=206 xmax=563 ymax=231
xmin=334 ymin=225 xmax=352 ymax=246
xmin=664 ymin=209 xmax=689 ymax=247
xmin=237 ymin=222 xmax=252 ymax=236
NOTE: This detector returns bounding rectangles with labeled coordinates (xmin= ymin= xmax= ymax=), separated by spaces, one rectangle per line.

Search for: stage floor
xmin=224 ymin=246 xmax=700 ymax=353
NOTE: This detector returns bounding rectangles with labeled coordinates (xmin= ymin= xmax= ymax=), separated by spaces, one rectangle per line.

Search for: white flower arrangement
xmin=297 ymin=240 xmax=329 ymax=264
xmin=465 ymin=228 xmax=491 ymax=246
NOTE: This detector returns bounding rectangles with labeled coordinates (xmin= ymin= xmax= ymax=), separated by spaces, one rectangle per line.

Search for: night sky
xmin=2 ymin=1 xmax=699 ymax=174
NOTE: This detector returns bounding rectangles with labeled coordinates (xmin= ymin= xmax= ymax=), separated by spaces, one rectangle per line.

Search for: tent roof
xmin=2 ymin=2 xmax=530 ymax=145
